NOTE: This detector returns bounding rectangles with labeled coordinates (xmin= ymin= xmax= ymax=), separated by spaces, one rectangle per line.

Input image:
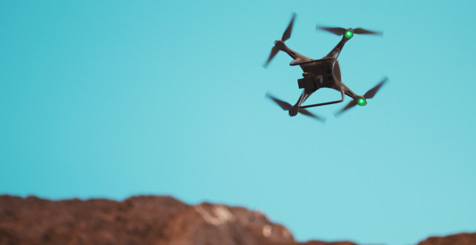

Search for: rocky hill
xmin=0 ymin=195 xmax=474 ymax=245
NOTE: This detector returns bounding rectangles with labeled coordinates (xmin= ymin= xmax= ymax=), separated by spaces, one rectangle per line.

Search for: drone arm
xmin=325 ymin=37 xmax=349 ymax=59
xmin=274 ymin=42 xmax=312 ymax=65
xmin=290 ymin=57 xmax=334 ymax=66
xmin=299 ymin=88 xmax=344 ymax=109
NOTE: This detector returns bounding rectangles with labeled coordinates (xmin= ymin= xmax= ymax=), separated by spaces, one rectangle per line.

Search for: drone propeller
xmin=265 ymin=46 xmax=280 ymax=68
xmin=266 ymin=93 xmax=326 ymax=122
xmin=281 ymin=13 xmax=296 ymax=42
xmin=354 ymin=28 xmax=382 ymax=35
xmin=266 ymin=93 xmax=292 ymax=110
xmin=316 ymin=26 xmax=346 ymax=36
xmin=316 ymin=25 xmax=383 ymax=36
xmin=264 ymin=13 xmax=296 ymax=67
xmin=335 ymin=77 xmax=388 ymax=116
xmin=363 ymin=77 xmax=387 ymax=99
xmin=336 ymin=100 xmax=358 ymax=115
xmin=298 ymin=108 xmax=326 ymax=122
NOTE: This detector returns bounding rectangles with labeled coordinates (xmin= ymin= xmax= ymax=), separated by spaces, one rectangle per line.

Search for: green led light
xmin=357 ymin=98 xmax=366 ymax=106
xmin=345 ymin=30 xmax=354 ymax=39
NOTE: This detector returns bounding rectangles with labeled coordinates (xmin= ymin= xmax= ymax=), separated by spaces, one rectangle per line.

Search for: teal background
xmin=1 ymin=1 xmax=475 ymax=245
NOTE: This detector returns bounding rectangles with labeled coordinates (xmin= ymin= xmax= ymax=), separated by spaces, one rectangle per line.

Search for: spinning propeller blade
xmin=266 ymin=93 xmax=292 ymax=110
xmin=316 ymin=26 xmax=346 ymax=36
xmin=282 ymin=13 xmax=296 ymax=42
xmin=264 ymin=13 xmax=296 ymax=68
xmin=264 ymin=46 xmax=279 ymax=67
xmin=316 ymin=26 xmax=383 ymax=36
xmin=335 ymin=77 xmax=388 ymax=116
xmin=364 ymin=77 xmax=388 ymax=99
xmin=336 ymin=100 xmax=358 ymax=115
xmin=298 ymin=108 xmax=326 ymax=122
xmin=354 ymin=28 xmax=383 ymax=36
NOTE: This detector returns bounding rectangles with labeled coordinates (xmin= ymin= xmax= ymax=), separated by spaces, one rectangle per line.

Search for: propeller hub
xmin=357 ymin=97 xmax=367 ymax=106
xmin=289 ymin=106 xmax=298 ymax=116
xmin=274 ymin=40 xmax=286 ymax=50
xmin=344 ymin=29 xmax=354 ymax=39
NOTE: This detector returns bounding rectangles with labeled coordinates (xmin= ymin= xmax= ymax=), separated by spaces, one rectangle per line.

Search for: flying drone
xmin=264 ymin=13 xmax=387 ymax=121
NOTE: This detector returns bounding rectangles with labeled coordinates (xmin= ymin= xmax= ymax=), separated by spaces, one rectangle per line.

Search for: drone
xmin=264 ymin=13 xmax=387 ymax=121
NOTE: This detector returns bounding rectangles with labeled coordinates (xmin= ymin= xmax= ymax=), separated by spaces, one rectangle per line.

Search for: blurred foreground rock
xmin=417 ymin=233 xmax=476 ymax=245
xmin=0 ymin=195 xmax=474 ymax=245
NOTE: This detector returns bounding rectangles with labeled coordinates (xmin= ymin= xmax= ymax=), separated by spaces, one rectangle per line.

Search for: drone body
xmin=265 ymin=13 xmax=387 ymax=121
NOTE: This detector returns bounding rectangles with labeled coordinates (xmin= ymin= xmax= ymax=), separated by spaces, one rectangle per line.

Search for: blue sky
xmin=1 ymin=1 xmax=475 ymax=245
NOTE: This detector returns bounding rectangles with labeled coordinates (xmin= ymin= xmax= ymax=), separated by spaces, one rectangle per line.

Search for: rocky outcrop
xmin=0 ymin=195 xmax=342 ymax=245
xmin=417 ymin=232 xmax=476 ymax=245
xmin=0 ymin=195 xmax=474 ymax=245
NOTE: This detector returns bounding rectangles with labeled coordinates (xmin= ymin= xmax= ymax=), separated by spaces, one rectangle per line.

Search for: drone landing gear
xmin=299 ymin=88 xmax=345 ymax=109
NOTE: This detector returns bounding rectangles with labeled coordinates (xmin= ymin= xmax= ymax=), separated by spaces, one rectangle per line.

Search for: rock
xmin=0 ymin=195 xmax=474 ymax=245
xmin=417 ymin=232 xmax=476 ymax=245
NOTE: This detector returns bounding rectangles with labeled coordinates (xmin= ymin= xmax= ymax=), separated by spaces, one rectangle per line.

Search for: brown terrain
xmin=0 ymin=195 xmax=474 ymax=245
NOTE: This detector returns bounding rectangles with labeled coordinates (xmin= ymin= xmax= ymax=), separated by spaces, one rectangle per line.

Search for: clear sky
xmin=1 ymin=1 xmax=475 ymax=245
